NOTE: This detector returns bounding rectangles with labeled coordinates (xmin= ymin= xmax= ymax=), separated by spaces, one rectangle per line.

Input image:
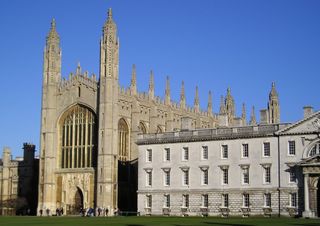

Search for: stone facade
xmin=0 ymin=143 xmax=38 ymax=215
xmin=38 ymin=8 xmax=281 ymax=215
xmin=137 ymin=110 xmax=320 ymax=217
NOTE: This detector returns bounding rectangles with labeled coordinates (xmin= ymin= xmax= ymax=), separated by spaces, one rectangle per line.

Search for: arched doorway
xmin=70 ymin=187 xmax=83 ymax=215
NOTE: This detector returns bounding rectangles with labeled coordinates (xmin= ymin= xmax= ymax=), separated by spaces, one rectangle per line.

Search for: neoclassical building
xmin=38 ymin=9 xmax=280 ymax=215
xmin=137 ymin=107 xmax=320 ymax=217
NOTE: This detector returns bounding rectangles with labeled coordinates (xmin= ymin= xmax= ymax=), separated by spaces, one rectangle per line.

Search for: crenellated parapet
xmin=58 ymin=64 xmax=98 ymax=93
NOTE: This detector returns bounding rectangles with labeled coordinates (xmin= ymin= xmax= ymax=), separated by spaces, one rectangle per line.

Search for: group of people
xmin=79 ymin=207 xmax=111 ymax=217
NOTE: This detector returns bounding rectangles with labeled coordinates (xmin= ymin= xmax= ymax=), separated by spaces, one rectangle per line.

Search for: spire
xmin=268 ymin=82 xmax=280 ymax=124
xmin=165 ymin=76 xmax=171 ymax=105
xmin=219 ymin=95 xmax=226 ymax=114
xmin=194 ymin=86 xmax=200 ymax=112
xmin=148 ymin=70 xmax=154 ymax=100
xmin=241 ymin=103 xmax=247 ymax=126
xmin=249 ymin=106 xmax=257 ymax=125
xmin=180 ymin=81 xmax=186 ymax=109
xmin=130 ymin=64 xmax=137 ymax=95
xmin=207 ymin=91 xmax=212 ymax=116
xmin=225 ymin=87 xmax=235 ymax=124
xmin=47 ymin=18 xmax=59 ymax=44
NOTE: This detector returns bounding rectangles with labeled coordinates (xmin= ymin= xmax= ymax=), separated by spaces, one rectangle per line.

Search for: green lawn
xmin=0 ymin=216 xmax=319 ymax=226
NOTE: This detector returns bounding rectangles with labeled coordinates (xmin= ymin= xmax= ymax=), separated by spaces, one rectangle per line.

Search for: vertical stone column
xmin=303 ymin=173 xmax=314 ymax=218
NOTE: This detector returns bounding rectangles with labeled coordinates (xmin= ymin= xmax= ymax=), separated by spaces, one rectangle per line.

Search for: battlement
xmin=23 ymin=143 xmax=35 ymax=152
xmin=59 ymin=72 xmax=98 ymax=93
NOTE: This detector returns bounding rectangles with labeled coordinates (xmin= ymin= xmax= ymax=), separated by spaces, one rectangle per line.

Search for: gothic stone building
xmin=137 ymin=107 xmax=320 ymax=218
xmin=0 ymin=143 xmax=38 ymax=215
xmin=38 ymin=9 xmax=280 ymax=215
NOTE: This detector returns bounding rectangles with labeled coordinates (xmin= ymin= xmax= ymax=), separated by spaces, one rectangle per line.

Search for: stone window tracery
xmin=60 ymin=105 xmax=96 ymax=169
xmin=308 ymin=141 xmax=320 ymax=157
xmin=118 ymin=118 xmax=129 ymax=162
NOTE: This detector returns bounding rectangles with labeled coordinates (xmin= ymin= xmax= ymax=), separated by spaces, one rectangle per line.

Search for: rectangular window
xmin=164 ymin=170 xmax=170 ymax=186
xmin=146 ymin=195 xmax=152 ymax=208
xmin=146 ymin=171 xmax=152 ymax=186
xmin=289 ymin=171 xmax=296 ymax=183
xmin=243 ymin=193 xmax=250 ymax=207
xmin=264 ymin=193 xmax=271 ymax=207
xmin=222 ymin=145 xmax=228 ymax=159
xmin=222 ymin=194 xmax=229 ymax=207
xmin=202 ymin=146 xmax=208 ymax=160
xmin=146 ymin=149 xmax=152 ymax=162
xmin=202 ymin=169 xmax=208 ymax=185
xmin=242 ymin=143 xmax=249 ymax=158
xmin=202 ymin=194 xmax=209 ymax=207
xmin=242 ymin=168 xmax=249 ymax=184
xmin=164 ymin=148 xmax=170 ymax=161
xmin=222 ymin=168 xmax=228 ymax=185
xmin=182 ymin=147 xmax=189 ymax=161
xmin=164 ymin=194 xmax=170 ymax=208
xmin=183 ymin=169 xmax=189 ymax=186
xmin=290 ymin=193 xmax=297 ymax=207
xmin=264 ymin=166 xmax=271 ymax=184
xmin=288 ymin=141 xmax=296 ymax=155
xmin=182 ymin=194 xmax=189 ymax=208
xmin=263 ymin=142 xmax=270 ymax=157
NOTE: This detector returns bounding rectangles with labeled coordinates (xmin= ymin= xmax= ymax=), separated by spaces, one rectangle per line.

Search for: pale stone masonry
xmin=38 ymin=8 xmax=281 ymax=215
xmin=137 ymin=110 xmax=320 ymax=217
xmin=0 ymin=144 xmax=38 ymax=215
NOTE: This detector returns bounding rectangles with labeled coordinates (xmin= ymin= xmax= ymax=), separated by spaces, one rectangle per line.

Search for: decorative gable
xmin=277 ymin=111 xmax=320 ymax=135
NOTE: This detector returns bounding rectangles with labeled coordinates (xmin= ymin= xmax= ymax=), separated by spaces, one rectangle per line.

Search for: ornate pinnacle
xmin=219 ymin=95 xmax=226 ymax=114
xmin=131 ymin=64 xmax=136 ymax=85
xmin=108 ymin=8 xmax=113 ymax=20
xmin=148 ymin=70 xmax=154 ymax=99
xmin=208 ymin=90 xmax=212 ymax=109
xmin=165 ymin=76 xmax=171 ymax=105
xmin=180 ymin=81 xmax=185 ymax=101
xmin=194 ymin=86 xmax=199 ymax=106
xmin=47 ymin=18 xmax=59 ymax=43
xmin=250 ymin=105 xmax=257 ymax=125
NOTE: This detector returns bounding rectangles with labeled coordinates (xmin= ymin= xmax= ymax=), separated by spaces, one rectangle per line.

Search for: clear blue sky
xmin=1 ymin=0 xmax=320 ymax=157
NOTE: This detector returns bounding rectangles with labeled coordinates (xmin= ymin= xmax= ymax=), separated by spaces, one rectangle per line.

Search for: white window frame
xmin=202 ymin=146 xmax=208 ymax=160
xmin=164 ymin=194 xmax=170 ymax=208
xmin=146 ymin=170 xmax=152 ymax=187
xmin=263 ymin=142 xmax=271 ymax=157
xmin=146 ymin=149 xmax=152 ymax=162
xmin=146 ymin=194 xmax=152 ymax=208
xmin=182 ymin=194 xmax=189 ymax=208
xmin=163 ymin=169 xmax=171 ymax=186
xmin=264 ymin=193 xmax=271 ymax=207
xmin=201 ymin=168 xmax=209 ymax=185
xmin=182 ymin=147 xmax=189 ymax=161
xmin=289 ymin=170 xmax=296 ymax=183
xmin=243 ymin=193 xmax=249 ymax=207
xmin=241 ymin=166 xmax=250 ymax=185
xmin=222 ymin=168 xmax=228 ymax=185
xmin=164 ymin=148 xmax=170 ymax=162
xmin=242 ymin=143 xmax=249 ymax=158
xmin=288 ymin=140 xmax=296 ymax=156
xmin=202 ymin=194 xmax=209 ymax=208
xmin=222 ymin=194 xmax=229 ymax=207
xmin=182 ymin=168 xmax=189 ymax=186
xmin=290 ymin=193 xmax=297 ymax=207
xmin=263 ymin=165 xmax=271 ymax=184
xmin=221 ymin=145 xmax=228 ymax=159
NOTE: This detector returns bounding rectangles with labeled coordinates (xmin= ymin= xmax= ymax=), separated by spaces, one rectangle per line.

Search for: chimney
xmin=303 ymin=106 xmax=313 ymax=118
xmin=260 ymin=109 xmax=268 ymax=124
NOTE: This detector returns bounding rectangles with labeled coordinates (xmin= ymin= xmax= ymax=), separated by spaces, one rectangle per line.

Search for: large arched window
xmin=60 ymin=105 xmax=96 ymax=168
xmin=118 ymin=118 xmax=129 ymax=162
xmin=308 ymin=141 xmax=320 ymax=157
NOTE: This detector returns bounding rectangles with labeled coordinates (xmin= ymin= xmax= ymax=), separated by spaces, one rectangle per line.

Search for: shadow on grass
xmin=126 ymin=225 xmax=145 ymax=226
xmin=293 ymin=224 xmax=320 ymax=226
xmin=203 ymin=222 xmax=254 ymax=226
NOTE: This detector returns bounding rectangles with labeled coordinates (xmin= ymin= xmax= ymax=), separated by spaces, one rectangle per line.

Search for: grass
xmin=0 ymin=216 xmax=319 ymax=226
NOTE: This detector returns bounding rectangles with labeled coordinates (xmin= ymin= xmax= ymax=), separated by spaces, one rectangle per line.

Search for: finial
xmin=219 ymin=95 xmax=226 ymax=114
xmin=207 ymin=90 xmax=212 ymax=115
xmin=194 ymin=86 xmax=199 ymax=105
xmin=250 ymin=105 xmax=256 ymax=125
xmin=51 ymin=18 xmax=56 ymax=29
xmin=108 ymin=8 xmax=113 ymax=19
xmin=165 ymin=76 xmax=171 ymax=105
xmin=76 ymin=62 xmax=81 ymax=75
xmin=180 ymin=81 xmax=185 ymax=100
